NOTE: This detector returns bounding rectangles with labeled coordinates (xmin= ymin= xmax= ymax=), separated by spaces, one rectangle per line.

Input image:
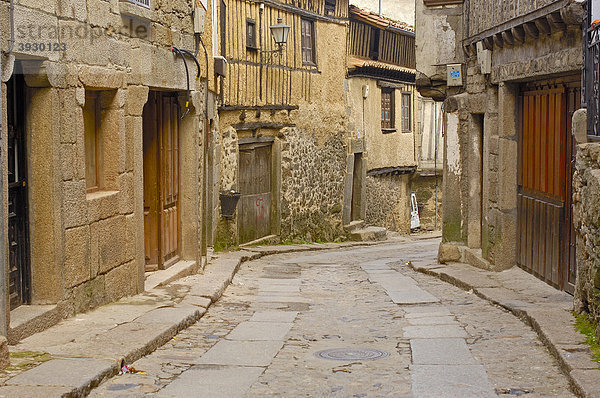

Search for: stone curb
xmin=409 ymin=263 xmax=600 ymax=398
xmin=3 ymin=237 xmax=421 ymax=397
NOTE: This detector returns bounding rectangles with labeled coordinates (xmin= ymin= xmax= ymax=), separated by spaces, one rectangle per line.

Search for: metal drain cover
xmin=315 ymin=348 xmax=389 ymax=361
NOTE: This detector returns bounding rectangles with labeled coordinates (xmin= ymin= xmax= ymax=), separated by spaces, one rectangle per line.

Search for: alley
xmin=91 ymin=238 xmax=573 ymax=397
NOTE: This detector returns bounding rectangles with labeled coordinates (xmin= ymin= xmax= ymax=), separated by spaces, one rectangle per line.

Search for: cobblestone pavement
xmin=91 ymin=238 xmax=575 ymax=397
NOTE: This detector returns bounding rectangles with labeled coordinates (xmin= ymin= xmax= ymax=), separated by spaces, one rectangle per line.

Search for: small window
xmin=381 ymin=88 xmax=395 ymax=130
xmin=246 ymin=19 xmax=257 ymax=50
xmin=402 ymin=93 xmax=412 ymax=133
xmin=301 ymin=18 xmax=316 ymax=65
xmin=84 ymin=91 xmax=102 ymax=193
xmin=369 ymin=28 xmax=380 ymax=60
xmin=324 ymin=0 xmax=336 ymax=16
xmin=127 ymin=0 xmax=150 ymax=8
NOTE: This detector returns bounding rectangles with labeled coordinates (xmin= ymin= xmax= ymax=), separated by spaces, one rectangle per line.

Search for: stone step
xmin=349 ymin=226 xmax=388 ymax=242
xmin=343 ymin=220 xmax=366 ymax=233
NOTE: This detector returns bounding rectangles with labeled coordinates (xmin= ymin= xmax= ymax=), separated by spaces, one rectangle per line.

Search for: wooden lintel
xmin=523 ymin=22 xmax=539 ymax=39
xmin=512 ymin=26 xmax=526 ymax=44
xmin=534 ymin=17 xmax=552 ymax=35
xmin=502 ymin=30 xmax=514 ymax=46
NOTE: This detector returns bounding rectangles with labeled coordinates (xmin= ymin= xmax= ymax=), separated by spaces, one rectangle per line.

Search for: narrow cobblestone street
xmin=90 ymin=238 xmax=574 ymax=397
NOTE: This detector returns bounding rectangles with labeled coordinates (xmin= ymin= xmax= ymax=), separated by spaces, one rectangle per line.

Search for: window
xmin=125 ymin=0 xmax=150 ymax=8
xmin=83 ymin=91 xmax=101 ymax=193
xmin=324 ymin=0 xmax=336 ymax=16
xmin=369 ymin=28 xmax=380 ymax=60
xmin=246 ymin=19 xmax=257 ymax=50
xmin=402 ymin=93 xmax=412 ymax=132
xmin=381 ymin=88 xmax=395 ymax=130
xmin=301 ymin=18 xmax=316 ymax=65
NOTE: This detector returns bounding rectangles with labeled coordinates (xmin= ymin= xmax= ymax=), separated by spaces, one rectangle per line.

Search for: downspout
xmin=198 ymin=36 xmax=210 ymax=263
xmin=2 ymin=0 xmax=15 ymax=55
xmin=0 ymin=29 xmax=7 ymax=336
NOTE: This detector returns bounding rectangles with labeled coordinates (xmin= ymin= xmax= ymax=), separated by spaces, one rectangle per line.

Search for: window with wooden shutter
xmin=381 ymin=88 xmax=395 ymax=131
xmin=325 ymin=0 xmax=336 ymax=16
xmin=301 ymin=18 xmax=316 ymax=66
xmin=402 ymin=93 xmax=411 ymax=132
xmin=84 ymin=91 xmax=101 ymax=192
xmin=246 ymin=19 xmax=257 ymax=50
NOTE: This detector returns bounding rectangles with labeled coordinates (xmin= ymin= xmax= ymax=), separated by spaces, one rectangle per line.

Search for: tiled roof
xmin=347 ymin=55 xmax=416 ymax=75
xmin=349 ymin=5 xmax=414 ymax=34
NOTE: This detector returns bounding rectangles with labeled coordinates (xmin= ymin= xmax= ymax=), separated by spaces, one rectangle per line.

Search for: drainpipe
xmin=0 ymin=30 xmax=7 ymax=336
xmin=378 ymin=0 xmax=382 ymax=17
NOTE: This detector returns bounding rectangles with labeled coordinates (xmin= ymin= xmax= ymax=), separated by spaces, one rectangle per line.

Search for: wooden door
xmin=238 ymin=143 xmax=272 ymax=244
xmin=517 ymin=77 xmax=580 ymax=292
xmin=143 ymin=92 xmax=180 ymax=270
xmin=7 ymin=68 xmax=31 ymax=309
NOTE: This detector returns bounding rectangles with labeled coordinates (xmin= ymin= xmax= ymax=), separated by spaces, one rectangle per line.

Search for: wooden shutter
xmin=301 ymin=19 xmax=314 ymax=65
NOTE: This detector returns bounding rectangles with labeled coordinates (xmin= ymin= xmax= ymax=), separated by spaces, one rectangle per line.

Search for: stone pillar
xmin=441 ymin=110 xmax=463 ymax=243
xmin=494 ymin=83 xmax=519 ymax=270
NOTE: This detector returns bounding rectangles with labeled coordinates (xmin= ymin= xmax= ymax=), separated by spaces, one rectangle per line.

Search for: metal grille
xmin=586 ymin=2 xmax=600 ymax=137
xmin=124 ymin=0 xmax=150 ymax=8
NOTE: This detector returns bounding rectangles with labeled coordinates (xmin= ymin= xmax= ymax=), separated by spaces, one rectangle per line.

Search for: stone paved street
xmin=90 ymin=238 xmax=574 ymax=397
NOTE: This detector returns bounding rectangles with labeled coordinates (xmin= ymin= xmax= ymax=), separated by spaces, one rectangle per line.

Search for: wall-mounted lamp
xmin=262 ymin=17 xmax=290 ymax=61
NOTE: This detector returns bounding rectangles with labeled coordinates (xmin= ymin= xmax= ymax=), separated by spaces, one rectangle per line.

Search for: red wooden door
xmin=143 ymin=92 xmax=180 ymax=270
xmin=518 ymin=77 xmax=579 ymax=292
xmin=238 ymin=143 xmax=272 ymax=244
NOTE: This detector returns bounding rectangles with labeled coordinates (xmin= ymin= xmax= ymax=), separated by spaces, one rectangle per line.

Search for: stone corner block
xmin=0 ymin=336 xmax=9 ymax=369
xmin=438 ymin=243 xmax=462 ymax=264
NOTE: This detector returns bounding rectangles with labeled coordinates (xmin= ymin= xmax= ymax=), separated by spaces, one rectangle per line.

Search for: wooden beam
xmin=534 ymin=17 xmax=552 ymax=36
xmin=547 ymin=12 xmax=566 ymax=32
xmin=502 ymin=30 xmax=514 ymax=46
xmin=484 ymin=36 xmax=494 ymax=50
xmin=512 ymin=26 xmax=525 ymax=44
xmin=524 ymin=22 xmax=539 ymax=39
xmin=494 ymin=33 xmax=503 ymax=48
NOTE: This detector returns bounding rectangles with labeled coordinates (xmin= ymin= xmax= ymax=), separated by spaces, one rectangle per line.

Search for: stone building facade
xmin=346 ymin=6 xmax=441 ymax=233
xmin=1 ymin=0 xmax=216 ymax=342
xmin=214 ymin=0 xmax=353 ymax=246
xmin=417 ymin=0 xmax=584 ymax=293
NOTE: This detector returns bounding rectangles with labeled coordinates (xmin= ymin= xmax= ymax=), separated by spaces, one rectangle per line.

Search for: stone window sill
xmin=119 ymin=1 xmax=154 ymax=21
xmin=86 ymin=190 xmax=119 ymax=202
xmin=382 ymin=128 xmax=397 ymax=134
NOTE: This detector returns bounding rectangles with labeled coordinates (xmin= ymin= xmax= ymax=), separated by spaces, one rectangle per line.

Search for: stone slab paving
xmin=88 ymin=239 xmax=576 ymax=397
xmin=410 ymin=364 xmax=496 ymax=398
xmin=226 ymin=321 xmax=293 ymax=341
xmin=410 ymin=338 xmax=477 ymax=365
xmin=157 ymin=365 xmax=264 ymax=398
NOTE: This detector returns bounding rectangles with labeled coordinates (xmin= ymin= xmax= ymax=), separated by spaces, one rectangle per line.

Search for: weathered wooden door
xmin=517 ymin=77 xmax=580 ymax=293
xmin=7 ymin=69 xmax=31 ymax=309
xmin=143 ymin=92 xmax=180 ymax=270
xmin=238 ymin=143 xmax=271 ymax=244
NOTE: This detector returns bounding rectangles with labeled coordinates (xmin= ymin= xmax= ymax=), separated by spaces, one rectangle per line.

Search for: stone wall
xmin=0 ymin=0 xmax=215 ymax=325
xmin=280 ymin=127 xmax=347 ymax=241
xmin=411 ymin=174 xmax=442 ymax=231
xmin=365 ymin=174 xmax=411 ymax=233
xmin=573 ymin=143 xmax=600 ymax=328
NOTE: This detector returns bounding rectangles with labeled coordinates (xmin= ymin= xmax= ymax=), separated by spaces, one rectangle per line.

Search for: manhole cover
xmin=315 ymin=348 xmax=389 ymax=361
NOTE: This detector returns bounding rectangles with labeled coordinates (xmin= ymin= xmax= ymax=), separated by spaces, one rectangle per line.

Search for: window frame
xmin=301 ymin=18 xmax=317 ymax=66
xmin=246 ymin=18 xmax=258 ymax=50
xmin=401 ymin=92 xmax=412 ymax=133
xmin=381 ymin=87 xmax=395 ymax=132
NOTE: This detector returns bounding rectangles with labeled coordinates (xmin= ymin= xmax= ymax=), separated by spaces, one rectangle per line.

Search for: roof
xmin=349 ymin=5 xmax=414 ymax=35
xmin=347 ymin=55 xmax=415 ymax=75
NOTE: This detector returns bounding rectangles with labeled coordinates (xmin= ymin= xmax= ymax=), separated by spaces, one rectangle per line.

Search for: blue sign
xmin=450 ymin=70 xmax=460 ymax=78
